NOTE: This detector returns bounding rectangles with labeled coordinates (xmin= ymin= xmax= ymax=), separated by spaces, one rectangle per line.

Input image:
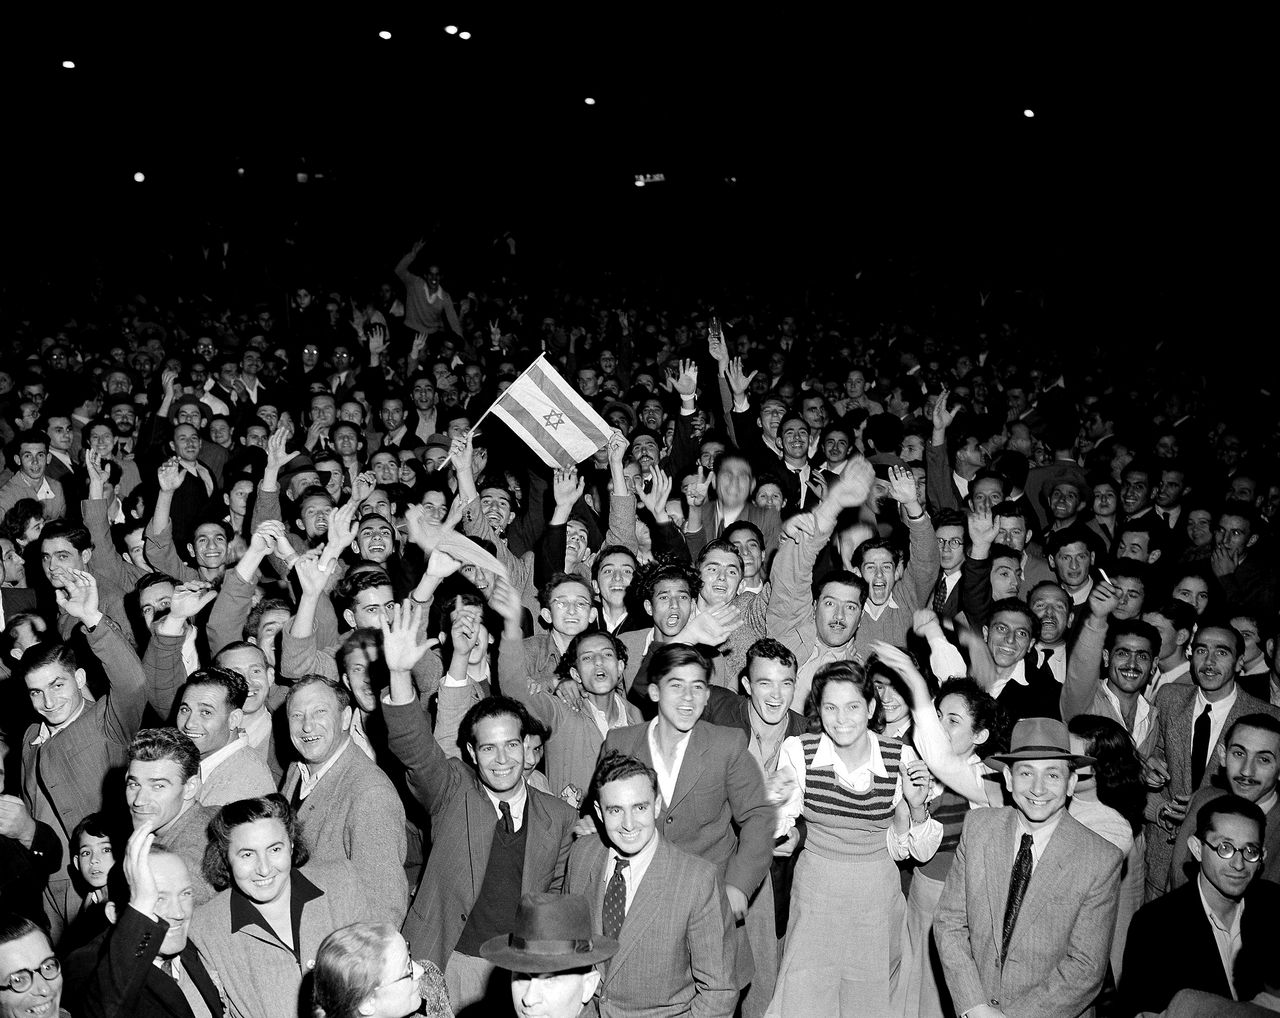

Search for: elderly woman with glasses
xmin=311 ymin=922 xmax=451 ymax=1018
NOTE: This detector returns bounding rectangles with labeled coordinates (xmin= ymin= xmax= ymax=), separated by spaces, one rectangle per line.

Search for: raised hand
xmin=932 ymin=386 xmax=960 ymax=431
xmin=382 ymin=601 xmax=433 ymax=673
xmin=606 ymin=428 xmax=629 ymax=467
xmin=169 ymin=581 xmax=217 ymax=620
xmin=672 ymin=359 xmax=699 ymax=398
xmin=488 ymin=577 xmax=524 ymax=632
xmin=1087 ymin=579 xmax=1122 ymax=619
xmin=887 ymin=464 xmax=918 ymax=506
xmin=161 ymin=368 xmax=181 ymax=399
xmin=685 ymin=466 xmax=712 ymax=508
xmin=351 ymin=471 xmax=376 ymax=504
xmin=725 ymin=357 xmax=758 ymax=400
xmin=869 ymin=641 xmax=930 ymax=703
xmin=56 ymin=569 xmax=101 ymax=623
xmin=780 ymin=512 xmax=817 ymax=544
xmin=249 ymin=520 xmax=286 ymax=558
xmin=123 ymin=822 xmax=160 ymax=915
xmin=366 ymin=322 xmax=388 ymax=355
xmin=447 ymin=605 xmax=483 ymax=659
xmin=426 ymin=549 xmax=463 ymax=579
xmin=450 ymin=433 xmax=475 ymax=479
xmin=552 ymin=466 xmax=585 ymax=508
xmin=966 ymin=508 xmax=997 ymax=548
xmin=156 ymin=458 xmax=184 ymax=493
xmin=294 ymin=549 xmax=328 ymax=597
xmin=489 ymin=319 xmax=502 ymax=344
xmin=637 ymin=468 xmax=673 ymax=519
xmin=324 ymin=502 xmax=360 ymax=552
xmin=265 ymin=427 xmax=298 ymax=472
xmin=707 ymin=323 xmax=730 ymax=368
xmin=677 ymin=603 xmax=743 ymax=647
xmin=912 ymin=608 xmax=945 ymax=642
xmin=825 ymin=456 xmax=875 ymax=510
xmin=85 ymin=449 xmax=109 ymax=497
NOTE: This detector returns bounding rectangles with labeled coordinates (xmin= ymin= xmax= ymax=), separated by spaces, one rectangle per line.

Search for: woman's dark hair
xmin=806 ymin=659 xmax=884 ymax=735
xmin=311 ymin=921 xmax=401 ymax=1018
xmin=1067 ymin=715 xmax=1146 ymax=835
xmin=203 ymin=794 xmax=310 ymax=891
xmin=934 ymin=678 xmax=1006 ymax=758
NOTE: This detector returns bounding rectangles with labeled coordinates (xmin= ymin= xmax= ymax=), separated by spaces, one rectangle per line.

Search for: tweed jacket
xmin=565 ymin=835 xmax=738 ymax=1018
xmin=1145 ymin=682 xmax=1280 ymax=895
xmin=279 ymin=740 xmax=408 ymax=926
xmin=155 ymin=803 xmax=218 ymax=907
xmin=383 ymin=692 xmax=577 ymax=970
xmin=190 ymin=862 xmax=370 ymax=1018
xmin=21 ymin=619 xmax=150 ymax=843
xmin=934 ymin=806 xmax=1123 ymax=1018
xmin=197 ymin=740 xmax=275 ymax=807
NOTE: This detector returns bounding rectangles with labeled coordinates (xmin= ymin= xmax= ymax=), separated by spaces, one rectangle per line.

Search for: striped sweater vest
xmin=800 ymin=733 xmax=904 ymax=860
xmin=917 ymin=786 xmax=971 ymax=881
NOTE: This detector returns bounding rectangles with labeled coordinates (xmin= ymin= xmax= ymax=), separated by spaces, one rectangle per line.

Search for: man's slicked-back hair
xmin=460 ymin=695 xmax=528 ymax=752
xmin=182 ymin=666 xmax=250 ymax=711
xmin=592 ymin=750 xmax=659 ymax=800
xmin=127 ymin=727 xmax=201 ymax=783
xmin=649 ymin=643 xmax=710 ymax=685
xmin=39 ymin=518 xmax=93 ymax=554
xmin=744 ymin=637 xmax=798 ymax=677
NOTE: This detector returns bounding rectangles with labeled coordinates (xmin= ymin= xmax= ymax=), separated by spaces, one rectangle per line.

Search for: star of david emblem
xmin=543 ymin=411 xmax=566 ymax=431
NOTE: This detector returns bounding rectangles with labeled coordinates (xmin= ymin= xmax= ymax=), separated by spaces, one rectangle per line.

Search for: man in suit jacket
xmin=563 ymin=752 xmax=737 ymax=1018
xmin=1120 ymin=795 xmax=1280 ymax=1016
xmin=1167 ymin=714 xmax=1280 ymax=888
xmin=930 ymin=508 xmax=969 ymax=622
xmin=65 ymin=825 xmax=224 ymax=1018
xmin=935 ymin=717 xmax=1124 ymax=1018
xmin=278 ymin=675 xmax=408 ymax=927
xmin=1145 ymin=618 xmax=1280 ymax=899
xmin=683 ymin=451 xmax=782 ymax=559
xmin=381 ymin=602 xmax=576 ymax=1013
xmin=601 ymin=644 xmax=774 ymax=1001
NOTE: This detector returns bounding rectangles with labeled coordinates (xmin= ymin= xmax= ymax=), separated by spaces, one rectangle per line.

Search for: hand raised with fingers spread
xmin=932 ymin=386 xmax=960 ymax=431
xmin=56 ymin=569 xmax=101 ymax=624
xmin=725 ymin=357 xmax=757 ymax=399
xmin=324 ymin=501 xmax=360 ymax=553
xmin=824 ymin=456 xmax=875 ymax=510
xmin=265 ymin=427 xmax=298 ymax=472
xmin=677 ymin=603 xmax=743 ymax=647
xmin=351 ymin=471 xmax=376 ymax=504
xmin=707 ymin=325 xmax=730 ymax=368
xmin=887 ymin=464 xmax=919 ymax=506
xmin=488 ymin=577 xmax=524 ymax=633
xmin=294 ymin=549 xmax=328 ymax=596
xmin=157 ymin=458 xmax=184 ymax=493
xmin=552 ymin=466 xmax=585 ymax=508
xmin=637 ymin=468 xmax=673 ymax=518
xmin=685 ymin=466 xmax=712 ymax=508
xmin=966 ymin=508 xmax=997 ymax=548
xmin=672 ymin=359 xmax=699 ymax=398
xmin=381 ymin=600 xmax=433 ymax=673
xmin=426 ymin=549 xmax=462 ymax=579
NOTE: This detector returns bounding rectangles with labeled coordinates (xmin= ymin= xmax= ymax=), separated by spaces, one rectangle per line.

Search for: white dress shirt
xmin=647 ymin=720 xmax=692 ymax=809
xmin=1015 ymin=810 xmax=1065 ymax=871
xmin=1198 ymin=874 xmax=1244 ymax=999
xmin=482 ymin=780 xmax=529 ymax=832
xmin=1192 ymin=687 xmax=1238 ymax=767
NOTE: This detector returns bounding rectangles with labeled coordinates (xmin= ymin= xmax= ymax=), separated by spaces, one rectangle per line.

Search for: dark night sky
xmin=2 ymin=10 xmax=1267 ymax=339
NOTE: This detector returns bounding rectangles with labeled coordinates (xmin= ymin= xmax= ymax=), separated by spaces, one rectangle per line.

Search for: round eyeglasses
xmin=2 ymin=956 xmax=60 ymax=993
xmin=1205 ymin=839 xmax=1263 ymax=864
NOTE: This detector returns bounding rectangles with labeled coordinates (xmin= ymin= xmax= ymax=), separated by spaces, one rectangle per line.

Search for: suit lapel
xmin=521 ymin=791 xmax=552 ymax=893
xmin=986 ymin=811 xmax=1016 ymax=945
xmin=1008 ymin=813 xmax=1077 ymax=943
xmin=1169 ymin=688 xmax=1195 ymax=791
xmin=466 ymin=788 xmax=495 ymax=900
xmin=182 ymin=946 xmax=225 ymax=1015
xmin=605 ymin=839 xmax=672 ymax=981
xmin=664 ymin=725 xmax=708 ymax=814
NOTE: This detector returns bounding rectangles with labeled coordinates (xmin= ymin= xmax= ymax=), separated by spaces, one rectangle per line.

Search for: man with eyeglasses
xmin=1211 ymin=502 xmax=1277 ymax=621
xmin=0 ymin=915 xmax=67 ymax=1018
xmin=1120 ymin=796 xmax=1280 ymax=1016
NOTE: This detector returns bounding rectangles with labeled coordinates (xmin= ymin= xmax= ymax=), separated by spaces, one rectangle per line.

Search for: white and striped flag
xmin=485 ymin=355 xmax=612 ymax=467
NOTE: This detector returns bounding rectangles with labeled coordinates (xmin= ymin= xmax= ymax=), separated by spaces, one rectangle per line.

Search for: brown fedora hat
xmin=480 ymin=893 xmax=618 ymax=974
xmin=989 ymin=717 xmax=1094 ymax=769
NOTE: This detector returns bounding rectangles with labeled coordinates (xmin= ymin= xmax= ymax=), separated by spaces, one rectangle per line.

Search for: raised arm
xmin=1061 ymin=584 xmax=1118 ymax=722
xmin=394 ymin=238 xmax=424 ymax=284
xmin=144 ymin=459 xmax=198 ymax=583
xmin=207 ymin=520 xmax=283 ymax=654
xmin=888 ymin=464 xmax=940 ymax=605
xmin=145 ymin=583 xmax=218 ymax=718
xmin=926 ymin=386 xmax=961 ymax=512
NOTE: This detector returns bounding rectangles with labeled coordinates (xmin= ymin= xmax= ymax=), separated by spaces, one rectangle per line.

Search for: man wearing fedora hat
xmin=933 ymin=716 xmax=1124 ymax=1018
xmin=481 ymin=892 xmax=618 ymax=1018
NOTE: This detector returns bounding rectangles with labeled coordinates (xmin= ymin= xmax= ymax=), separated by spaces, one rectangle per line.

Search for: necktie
xmin=933 ymin=576 xmax=949 ymax=615
xmin=159 ymin=956 xmax=179 ymax=980
xmin=499 ymin=800 xmax=513 ymax=835
xmin=1001 ymin=834 xmax=1034 ymax=963
xmin=1191 ymin=704 xmax=1212 ymax=788
xmin=603 ymin=858 xmax=629 ymax=939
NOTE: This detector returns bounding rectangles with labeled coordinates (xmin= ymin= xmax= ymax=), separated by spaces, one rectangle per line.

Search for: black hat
xmin=480 ymin=893 xmax=618 ymax=973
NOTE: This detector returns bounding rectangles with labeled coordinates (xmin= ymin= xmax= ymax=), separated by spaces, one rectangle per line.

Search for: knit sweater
xmin=852 ymin=513 xmax=940 ymax=657
xmin=199 ymin=739 xmax=276 ymax=807
xmin=800 ymin=733 xmax=904 ymax=860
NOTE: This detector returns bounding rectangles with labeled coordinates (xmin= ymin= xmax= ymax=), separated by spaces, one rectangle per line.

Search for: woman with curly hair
xmin=766 ymin=659 xmax=940 ymax=1017
xmin=311 ymin=921 xmax=452 ymax=1018
xmin=1067 ymin=714 xmax=1147 ymax=981
xmin=190 ymin=794 xmax=373 ymax=1018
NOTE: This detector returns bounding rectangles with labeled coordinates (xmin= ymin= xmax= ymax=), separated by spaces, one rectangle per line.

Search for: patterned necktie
xmin=1001 ymin=834 xmax=1034 ymax=963
xmin=933 ymin=576 xmax=949 ymax=615
xmin=1191 ymin=704 xmax=1212 ymax=788
xmin=499 ymin=800 xmax=513 ymax=835
xmin=602 ymin=857 xmax=629 ymax=940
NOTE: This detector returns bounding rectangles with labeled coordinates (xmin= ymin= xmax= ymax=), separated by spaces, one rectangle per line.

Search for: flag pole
xmin=438 ymin=354 xmax=548 ymax=470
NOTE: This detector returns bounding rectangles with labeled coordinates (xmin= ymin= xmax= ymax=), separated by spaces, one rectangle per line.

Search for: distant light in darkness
xmin=378 ymin=30 xmax=392 ymax=40
xmin=459 ymin=30 xmax=472 ymax=39
xmin=1023 ymin=109 xmax=1035 ymax=118
xmin=445 ymin=25 xmax=458 ymax=34
xmin=584 ymin=97 xmax=596 ymax=105
xmin=62 ymin=60 xmax=75 ymax=69
xmin=133 ymin=171 xmax=145 ymax=183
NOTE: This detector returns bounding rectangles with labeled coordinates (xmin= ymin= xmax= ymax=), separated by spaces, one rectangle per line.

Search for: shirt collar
xmin=1197 ymin=872 xmax=1244 ymax=933
xmin=609 ymin=828 xmax=659 ymax=875
xmin=482 ymin=779 xmax=528 ymax=823
xmin=229 ymin=869 xmax=323 ymax=935
xmin=296 ymin=737 xmax=352 ymax=792
xmin=1194 ymin=686 xmax=1238 ymax=717
xmin=862 ymin=593 xmax=899 ymax=623
xmin=31 ymin=700 xmax=89 ymax=745
xmin=199 ymin=736 xmax=248 ymax=783
xmin=810 ymin=732 xmax=888 ymax=777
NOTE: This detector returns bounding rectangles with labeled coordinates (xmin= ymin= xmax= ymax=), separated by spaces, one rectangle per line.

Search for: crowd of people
xmin=1 ymin=235 xmax=1279 ymax=1018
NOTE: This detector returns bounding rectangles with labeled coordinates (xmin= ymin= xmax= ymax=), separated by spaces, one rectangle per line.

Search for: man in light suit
xmin=1144 ymin=617 xmax=1280 ymax=899
xmin=380 ymin=601 xmax=577 ymax=1015
xmin=563 ymin=751 xmax=737 ymax=1018
xmin=935 ymin=717 xmax=1124 ymax=1018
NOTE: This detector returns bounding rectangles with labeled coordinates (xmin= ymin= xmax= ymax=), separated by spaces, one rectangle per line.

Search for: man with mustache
xmin=1144 ymin=618 xmax=1280 ymax=900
